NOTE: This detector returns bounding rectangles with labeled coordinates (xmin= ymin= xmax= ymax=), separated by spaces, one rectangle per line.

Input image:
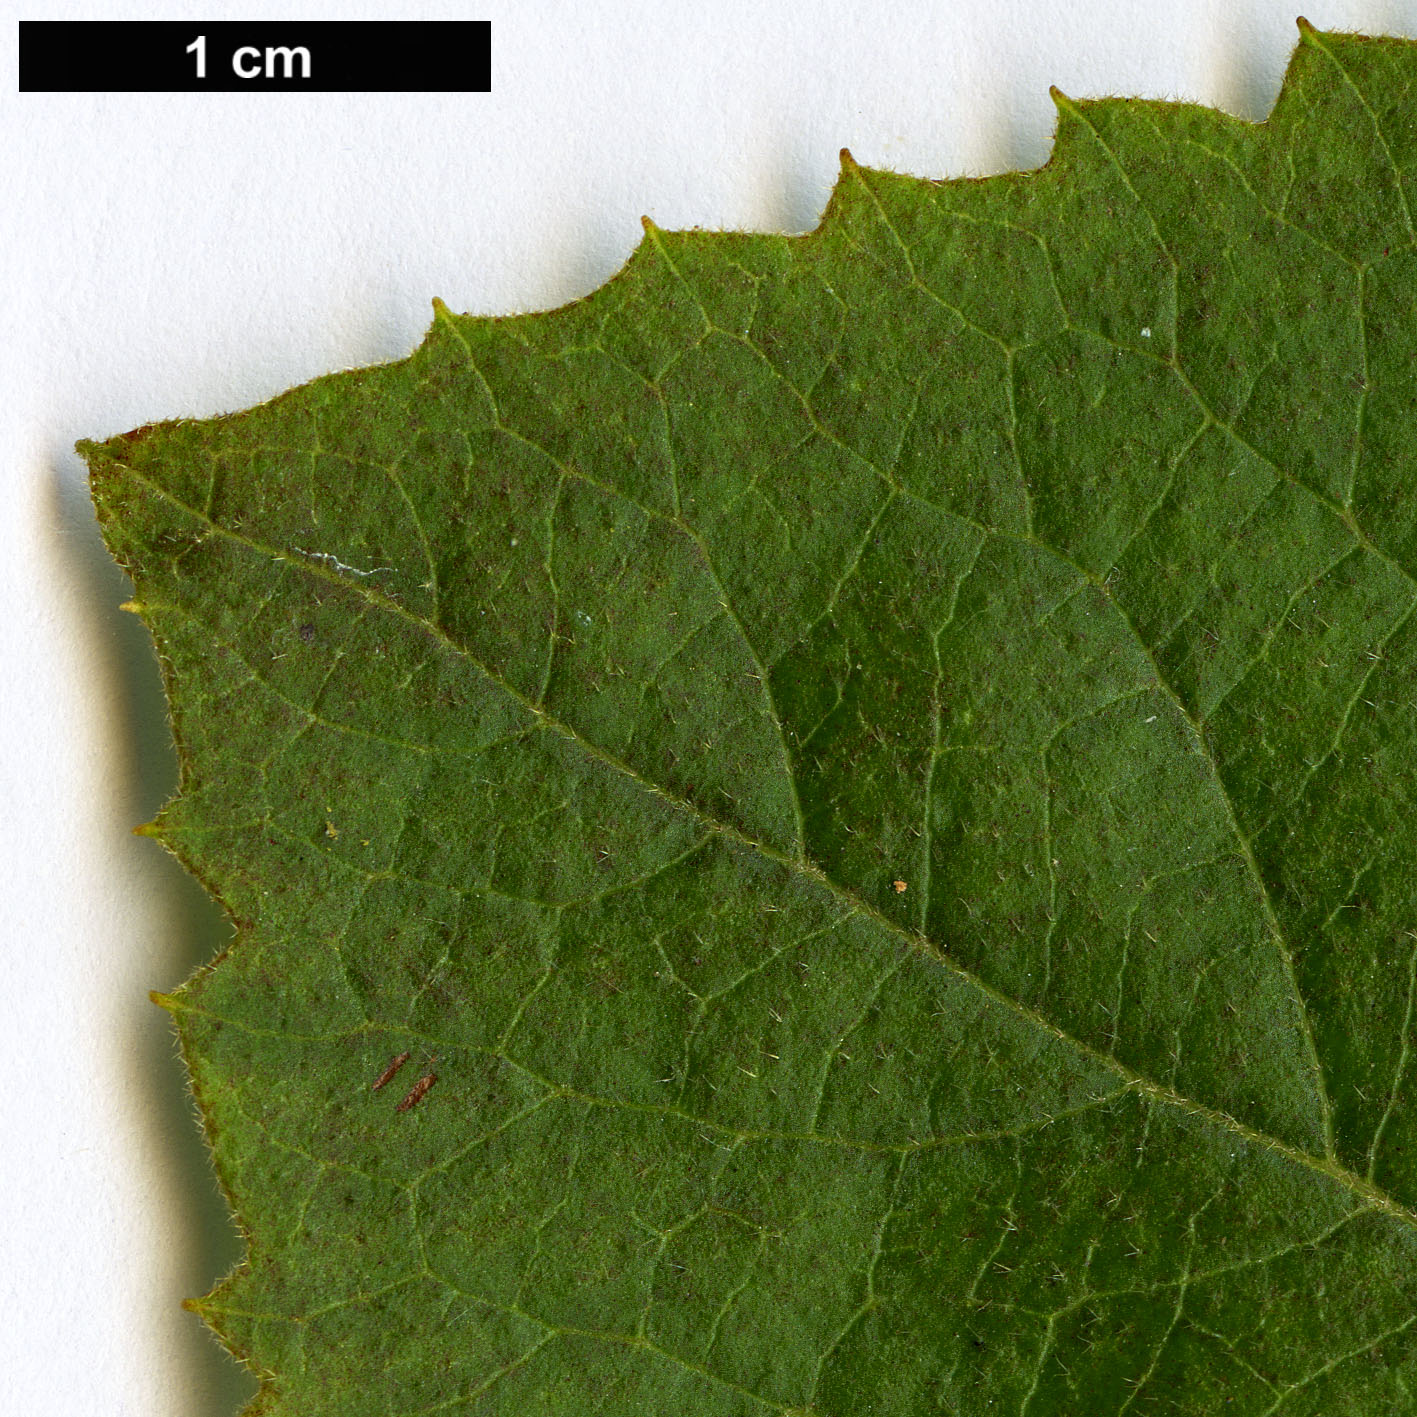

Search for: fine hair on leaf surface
xmin=82 ymin=21 xmax=1417 ymax=1415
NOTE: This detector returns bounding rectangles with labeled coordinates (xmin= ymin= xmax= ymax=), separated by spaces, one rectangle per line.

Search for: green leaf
xmin=82 ymin=23 xmax=1417 ymax=1413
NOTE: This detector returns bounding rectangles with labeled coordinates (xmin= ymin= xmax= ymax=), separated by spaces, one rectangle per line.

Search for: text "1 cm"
xmin=185 ymin=35 xmax=312 ymax=81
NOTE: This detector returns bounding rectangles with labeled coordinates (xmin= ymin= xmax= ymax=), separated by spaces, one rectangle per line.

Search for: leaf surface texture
xmin=84 ymin=26 xmax=1417 ymax=1414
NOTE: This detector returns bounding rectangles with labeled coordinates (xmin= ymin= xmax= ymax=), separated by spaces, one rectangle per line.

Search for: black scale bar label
xmin=19 ymin=20 xmax=490 ymax=92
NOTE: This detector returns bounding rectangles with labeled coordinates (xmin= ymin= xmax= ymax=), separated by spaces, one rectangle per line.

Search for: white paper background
xmin=5 ymin=2 xmax=1416 ymax=1412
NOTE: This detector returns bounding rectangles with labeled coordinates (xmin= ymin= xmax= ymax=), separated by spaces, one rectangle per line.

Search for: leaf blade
xmin=84 ymin=25 xmax=1417 ymax=1412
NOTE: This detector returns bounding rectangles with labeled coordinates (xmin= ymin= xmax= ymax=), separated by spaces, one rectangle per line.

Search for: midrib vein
xmin=106 ymin=460 xmax=1417 ymax=1238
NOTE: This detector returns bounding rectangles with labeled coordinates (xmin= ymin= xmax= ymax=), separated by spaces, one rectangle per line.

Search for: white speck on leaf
xmin=295 ymin=548 xmax=392 ymax=578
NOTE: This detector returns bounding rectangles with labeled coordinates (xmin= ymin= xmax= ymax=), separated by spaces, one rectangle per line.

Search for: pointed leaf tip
xmin=1297 ymin=16 xmax=1316 ymax=35
xmin=84 ymin=27 xmax=1417 ymax=1408
xmin=150 ymin=990 xmax=177 ymax=1012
